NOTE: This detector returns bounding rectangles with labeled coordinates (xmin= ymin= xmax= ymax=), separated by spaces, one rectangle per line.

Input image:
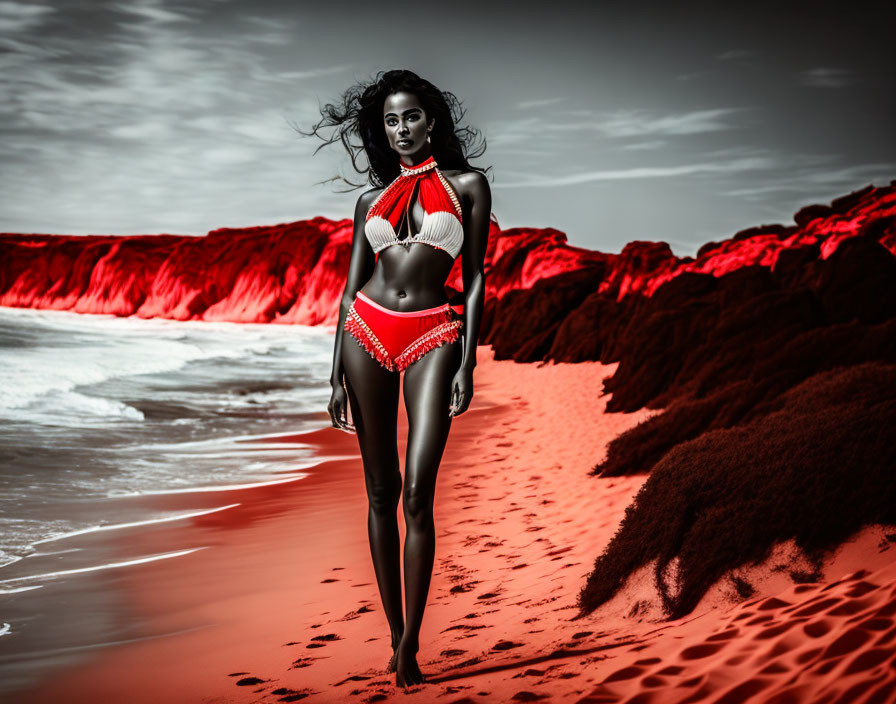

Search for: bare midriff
xmin=359 ymin=242 xmax=455 ymax=312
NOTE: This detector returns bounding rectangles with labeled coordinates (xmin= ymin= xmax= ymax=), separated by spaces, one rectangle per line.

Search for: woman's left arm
xmin=449 ymin=171 xmax=492 ymax=417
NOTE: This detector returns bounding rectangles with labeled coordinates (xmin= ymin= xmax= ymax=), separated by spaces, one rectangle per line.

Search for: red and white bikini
xmin=364 ymin=154 xmax=464 ymax=258
xmin=343 ymin=155 xmax=465 ymax=373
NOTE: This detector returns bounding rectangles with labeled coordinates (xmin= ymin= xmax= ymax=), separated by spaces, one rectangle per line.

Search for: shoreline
xmin=8 ymin=346 xmax=896 ymax=702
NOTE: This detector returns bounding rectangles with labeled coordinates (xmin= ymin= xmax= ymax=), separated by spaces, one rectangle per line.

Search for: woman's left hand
xmin=449 ymin=366 xmax=474 ymax=417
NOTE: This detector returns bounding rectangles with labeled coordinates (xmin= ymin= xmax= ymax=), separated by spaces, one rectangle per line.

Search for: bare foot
xmin=395 ymin=643 xmax=426 ymax=687
xmin=386 ymin=633 xmax=402 ymax=673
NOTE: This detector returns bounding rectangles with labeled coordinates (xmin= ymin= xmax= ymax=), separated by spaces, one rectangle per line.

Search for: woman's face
xmin=383 ymin=91 xmax=432 ymax=157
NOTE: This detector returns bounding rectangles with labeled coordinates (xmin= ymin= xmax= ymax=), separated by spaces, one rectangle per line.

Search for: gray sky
xmin=2 ymin=0 xmax=894 ymax=256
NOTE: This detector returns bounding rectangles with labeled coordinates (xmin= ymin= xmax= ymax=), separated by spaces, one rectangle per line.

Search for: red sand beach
xmin=11 ymin=345 xmax=896 ymax=703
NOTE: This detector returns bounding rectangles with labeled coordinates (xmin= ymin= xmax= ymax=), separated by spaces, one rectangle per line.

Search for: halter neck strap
xmin=366 ymin=152 xmax=461 ymax=227
xmin=399 ymin=154 xmax=438 ymax=176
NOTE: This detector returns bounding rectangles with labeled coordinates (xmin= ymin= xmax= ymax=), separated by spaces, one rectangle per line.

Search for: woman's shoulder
xmin=357 ymin=186 xmax=383 ymax=210
xmin=441 ymin=168 xmax=489 ymax=199
xmin=353 ymin=186 xmax=383 ymax=221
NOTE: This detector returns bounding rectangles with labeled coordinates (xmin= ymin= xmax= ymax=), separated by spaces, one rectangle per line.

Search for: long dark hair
xmin=295 ymin=69 xmax=490 ymax=191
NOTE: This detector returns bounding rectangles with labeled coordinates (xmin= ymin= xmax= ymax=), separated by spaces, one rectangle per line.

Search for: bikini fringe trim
xmin=344 ymin=307 xmax=396 ymax=372
xmin=394 ymin=320 xmax=463 ymax=371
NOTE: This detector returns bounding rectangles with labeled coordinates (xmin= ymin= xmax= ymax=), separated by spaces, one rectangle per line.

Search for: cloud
xmin=496 ymin=156 xmax=777 ymax=188
xmin=486 ymin=116 xmax=552 ymax=147
xmin=619 ymin=140 xmax=666 ymax=151
xmin=0 ymin=1 xmax=54 ymax=33
xmin=487 ymin=107 xmax=746 ymax=150
xmin=719 ymin=162 xmax=896 ymax=199
xmin=798 ymin=67 xmax=853 ymax=88
xmin=515 ymin=96 xmax=566 ymax=110
xmin=802 ymin=163 xmax=896 ymax=185
xmin=588 ymin=108 xmax=747 ymax=138
xmin=238 ymin=14 xmax=300 ymax=46
xmin=269 ymin=65 xmax=354 ymax=82
xmin=114 ymin=2 xmax=194 ymax=24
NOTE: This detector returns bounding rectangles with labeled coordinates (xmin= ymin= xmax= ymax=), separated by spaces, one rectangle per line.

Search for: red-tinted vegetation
xmin=577 ymin=361 xmax=896 ymax=619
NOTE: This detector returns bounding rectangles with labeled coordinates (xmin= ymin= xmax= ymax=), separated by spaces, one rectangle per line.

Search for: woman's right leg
xmin=341 ymin=330 xmax=404 ymax=666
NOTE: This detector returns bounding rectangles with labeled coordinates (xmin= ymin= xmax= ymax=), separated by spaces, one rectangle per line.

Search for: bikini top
xmin=364 ymin=154 xmax=464 ymax=259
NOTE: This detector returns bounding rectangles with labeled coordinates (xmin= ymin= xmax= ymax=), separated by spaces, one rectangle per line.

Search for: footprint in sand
xmin=271 ymin=686 xmax=315 ymax=701
xmin=829 ymin=598 xmax=872 ymax=616
xmin=818 ymin=625 xmax=872 ymax=660
xmin=442 ymin=685 xmax=473 ymax=694
xmin=744 ymin=612 xmax=774 ymax=626
xmin=844 ymin=647 xmax=891 ymax=674
xmin=803 ymin=618 xmax=833 ymax=638
xmin=656 ymin=665 xmax=684 ymax=676
xmin=455 ymin=656 xmax=484 ymax=668
xmin=758 ymin=661 xmax=790 ymax=675
xmin=791 ymin=597 xmax=840 ymax=618
xmin=678 ymin=642 xmax=727 ymax=660
xmin=232 ymin=675 xmax=266 ymax=686
xmin=291 ymin=657 xmax=317 ymax=669
xmin=491 ymin=640 xmax=523 ymax=651
xmin=477 ymin=590 xmax=502 ymax=601
xmin=307 ymin=633 xmax=341 ymax=648
xmin=443 ymin=623 xmax=489 ymax=634
xmin=641 ymin=674 xmax=667 ymax=687
xmin=441 ymin=648 xmax=467 ymax=657
xmin=510 ymin=689 xmax=550 ymax=702
xmin=706 ymin=627 xmax=740 ymax=642
xmin=339 ymin=603 xmax=375 ymax=620
xmin=858 ymin=616 xmax=891 ymax=631
xmin=757 ymin=596 xmax=791 ymax=610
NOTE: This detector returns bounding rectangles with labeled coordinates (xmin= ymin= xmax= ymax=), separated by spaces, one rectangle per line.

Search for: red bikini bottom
xmin=344 ymin=290 xmax=464 ymax=372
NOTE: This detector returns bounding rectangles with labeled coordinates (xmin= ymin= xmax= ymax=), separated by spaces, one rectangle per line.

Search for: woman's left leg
xmin=395 ymin=336 xmax=463 ymax=686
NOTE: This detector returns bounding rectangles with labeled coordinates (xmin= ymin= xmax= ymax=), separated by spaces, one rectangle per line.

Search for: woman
xmin=306 ymin=69 xmax=491 ymax=687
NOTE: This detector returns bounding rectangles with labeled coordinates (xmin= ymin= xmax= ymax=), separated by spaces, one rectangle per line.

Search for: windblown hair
xmin=295 ymin=69 xmax=489 ymax=190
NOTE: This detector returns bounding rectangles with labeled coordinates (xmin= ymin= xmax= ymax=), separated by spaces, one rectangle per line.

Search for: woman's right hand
xmin=328 ymin=381 xmax=356 ymax=434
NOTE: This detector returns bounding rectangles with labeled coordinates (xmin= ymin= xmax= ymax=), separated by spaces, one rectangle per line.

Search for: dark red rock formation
xmin=0 ymin=218 xmax=353 ymax=325
xmin=2 ymin=182 xmax=893 ymax=330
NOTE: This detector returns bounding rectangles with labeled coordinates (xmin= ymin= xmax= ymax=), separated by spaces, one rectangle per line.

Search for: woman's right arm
xmin=330 ymin=189 xmax=378 ymax=389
